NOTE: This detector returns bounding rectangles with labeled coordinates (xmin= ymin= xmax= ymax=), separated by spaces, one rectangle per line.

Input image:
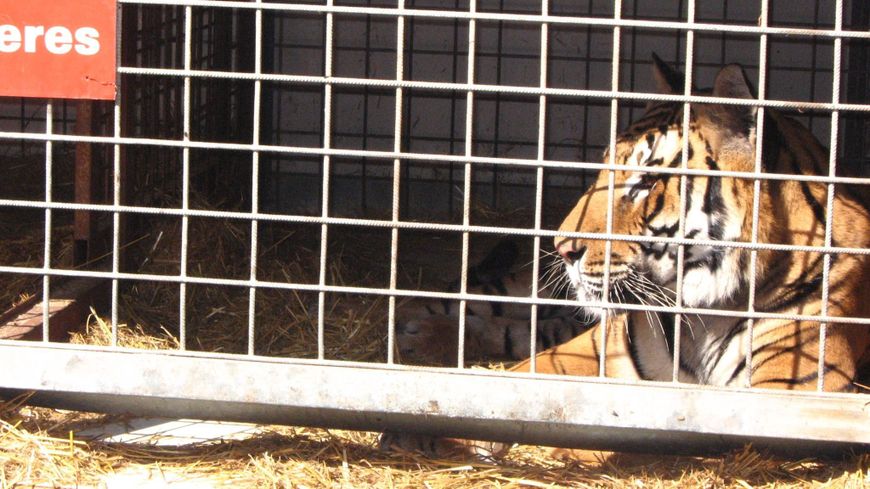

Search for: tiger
xmin=381 ymin=57 xmax=870 ymax=459
xmin=395 ymin=239 xmax=590 ymax=367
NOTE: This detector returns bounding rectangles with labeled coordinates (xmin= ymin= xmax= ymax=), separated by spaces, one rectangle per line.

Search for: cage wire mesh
xmin=0 ymin=0 xmax=868 ymax=452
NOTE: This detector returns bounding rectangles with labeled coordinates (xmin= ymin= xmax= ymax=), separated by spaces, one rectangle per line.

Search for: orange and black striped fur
xmin=395 ymin=240 xmax=588 ymax=367
xmin=382 ymin=58 xmax=869 ymax=458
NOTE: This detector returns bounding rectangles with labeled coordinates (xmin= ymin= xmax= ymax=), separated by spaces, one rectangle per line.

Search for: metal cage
xmin=0 ymin=0 xmax=868 ymax=455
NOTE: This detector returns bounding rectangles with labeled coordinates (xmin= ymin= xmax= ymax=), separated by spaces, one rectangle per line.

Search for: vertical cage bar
xmin=41 ymin=103 xmax=53 ymax=343
xmin=317 ymin=0 xmax=336 ymax=361
xmin=447 ymin=0 xmax=461 ymax=217
xmin=600 ymin=0 xmax=623 ymax=377
xmin=488 ymin=0 xmax=504 ymax=210
xmin=672 ymin=0 xmax=696 ymax=382
xmin=387 ymin=0 xmax=406 ymax=365
xmin=579 ymin=1 xmax=594 ymax=167
xmin=359 ymin=2 xmax=373 ymax=213
xmin=744 ymin=0 xmax=770 ymax=387
xmin=457 ymin=0 xmax=477 ymax=369
xmin=804 ymin=2 xmax=822 ymax=134
xmin=248 ymin=1 xmax=264 ymax=356
xmin=529 ymin=0 xmax=550 ymax=374
xmin=111 ymin=3 xmax=124 ymax=347
xmin=178 ymin=5 xmax=194 ymax=351
xmin=818 ymin=0 xmax=844 ymax=392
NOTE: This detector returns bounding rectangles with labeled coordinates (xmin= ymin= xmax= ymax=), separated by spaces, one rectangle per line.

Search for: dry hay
xmin=69 ymin=308 xmax=180 ymax=350
xmin=1 ymin=391 xmax=868 ymax=488
xmin=0 ymin=215 xmax=75 ymax=312
xmin=29 ymin=189 xmax=394 ymax=362
xmin=0 ymin=149 xmax=75 ymax=310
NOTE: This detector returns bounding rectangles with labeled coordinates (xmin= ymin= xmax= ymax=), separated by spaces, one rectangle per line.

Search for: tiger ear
xmin=712 ymin=64 xmax=755 ymax=101
xmin=706 ymin=64 xmax=757 ymax=134
xmin=699 ymin=64 xmax=758 ymax=157
xmin=651 ymin=53 xmax=685 ymax=94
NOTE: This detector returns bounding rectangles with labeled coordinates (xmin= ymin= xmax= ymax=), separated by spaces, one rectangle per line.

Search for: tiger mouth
xmin=577 ymin=272 xmax=633 ymax=304
xmin=575 ymin=267 xmax=674 ymax=310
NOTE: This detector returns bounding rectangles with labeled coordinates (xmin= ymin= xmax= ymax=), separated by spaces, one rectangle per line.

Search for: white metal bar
xmin=456 ymin=0 xmax=477 ymax=369
xmin=41 ymin=103 xmax=53 ymax=342
xmin=529 ymin=0 xmax=550 ymax=374
xmin=5 ymin=263 xmax=870 ymax=327
xmin=247 ymin=0 xmax=264 ymax=356
xmin=177 ymin=5 xmax=194 ymax=351
xmin=599 ymin=0 xmax=622 ymax=378
xmin=110 ymin=2 xmax=124 ymax=347
xmin=3 ymin=198 xmax=869 ymax=256
xmin=817 ymin=0 xmax=845 ymax=391
xmin=114 ymin=0 xmax=870 ymax=41
xmin=386 ymin=0 xmax=406 ymax=366
xmin=745 ymin=0 xmax=770 ymax=387
xmin=672 ymin=0 xmax=697 ymax=382
xmin=317 ymin=0 xmax=336 ymax=361
xmin=3 ymin=131 xmax=867 ymax=186
xmin=112 ymin=67 xmax=870 ymax=113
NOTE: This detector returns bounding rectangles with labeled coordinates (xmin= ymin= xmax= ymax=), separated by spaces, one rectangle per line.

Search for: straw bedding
xmin=2 ymin=391 xmax=867 ymax=488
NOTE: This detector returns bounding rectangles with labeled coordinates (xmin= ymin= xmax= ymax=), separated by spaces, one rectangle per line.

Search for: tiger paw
xmin=395 ymin=315 xmax=503 ymax=366
xmin=395 ymin=316 xmax=459 ymax=366
xmin=378 ymin=431 xmax=510 ymax=462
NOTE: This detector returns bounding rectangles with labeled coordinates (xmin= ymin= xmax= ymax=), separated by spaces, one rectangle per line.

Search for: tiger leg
xmin=747 ymin=321 xmax=868 ymax=392
xmin=506 ymin=313 xmax=636 ymax=377
xmin=382 ymin=314 xmax=638 ymax=460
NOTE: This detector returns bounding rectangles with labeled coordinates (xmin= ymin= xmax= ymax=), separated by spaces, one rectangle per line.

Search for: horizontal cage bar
xmin=118 ymin=0 xmax=870 ymax=40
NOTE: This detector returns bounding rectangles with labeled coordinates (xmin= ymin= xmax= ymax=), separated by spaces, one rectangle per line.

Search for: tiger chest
xmin=627 ymin=311 xmax=750 ymax=386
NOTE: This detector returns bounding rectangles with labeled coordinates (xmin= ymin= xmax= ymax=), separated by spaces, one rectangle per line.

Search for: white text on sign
xmin=0 ymin=25 xmax=100 ymax=56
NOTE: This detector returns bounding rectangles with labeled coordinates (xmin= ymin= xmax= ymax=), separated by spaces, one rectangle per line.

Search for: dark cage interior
xmin=0 ymin=0 xmax=868 ymax=361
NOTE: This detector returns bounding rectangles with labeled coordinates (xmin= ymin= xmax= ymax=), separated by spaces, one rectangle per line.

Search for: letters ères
xmin=0 ymin=24 xmax=101 ymax=55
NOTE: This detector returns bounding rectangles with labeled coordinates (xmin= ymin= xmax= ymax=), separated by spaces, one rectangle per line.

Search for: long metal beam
xmin=0 ymin=342 xmax=867 ymax=456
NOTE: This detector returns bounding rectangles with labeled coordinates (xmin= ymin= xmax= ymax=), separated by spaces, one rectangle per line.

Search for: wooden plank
xmin=74 ymin=100 xmax=95 ymax=266
xmin=0 ymin=278 xmax=106 ymax=342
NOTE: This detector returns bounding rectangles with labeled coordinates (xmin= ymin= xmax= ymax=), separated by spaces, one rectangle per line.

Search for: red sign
xmin=0 ymin=0 xmax=116 ymax=100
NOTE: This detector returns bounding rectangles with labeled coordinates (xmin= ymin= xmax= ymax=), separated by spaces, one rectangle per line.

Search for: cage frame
xmin=0 ymin=0 xmax=868 ymax=455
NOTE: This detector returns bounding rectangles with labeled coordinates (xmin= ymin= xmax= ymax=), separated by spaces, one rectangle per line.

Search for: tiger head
xmin=555 ymin=58 xmax=761 ymax=310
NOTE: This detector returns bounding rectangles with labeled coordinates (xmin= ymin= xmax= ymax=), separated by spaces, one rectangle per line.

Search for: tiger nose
xmin=556 ymin=240 xmax=587 ymax=264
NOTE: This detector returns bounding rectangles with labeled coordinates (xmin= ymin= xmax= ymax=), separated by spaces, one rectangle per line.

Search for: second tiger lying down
xmin=395 ymin=239 xmax=589 ymax=367
xmin=383 ymin=58 xmax=870 ymax=458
